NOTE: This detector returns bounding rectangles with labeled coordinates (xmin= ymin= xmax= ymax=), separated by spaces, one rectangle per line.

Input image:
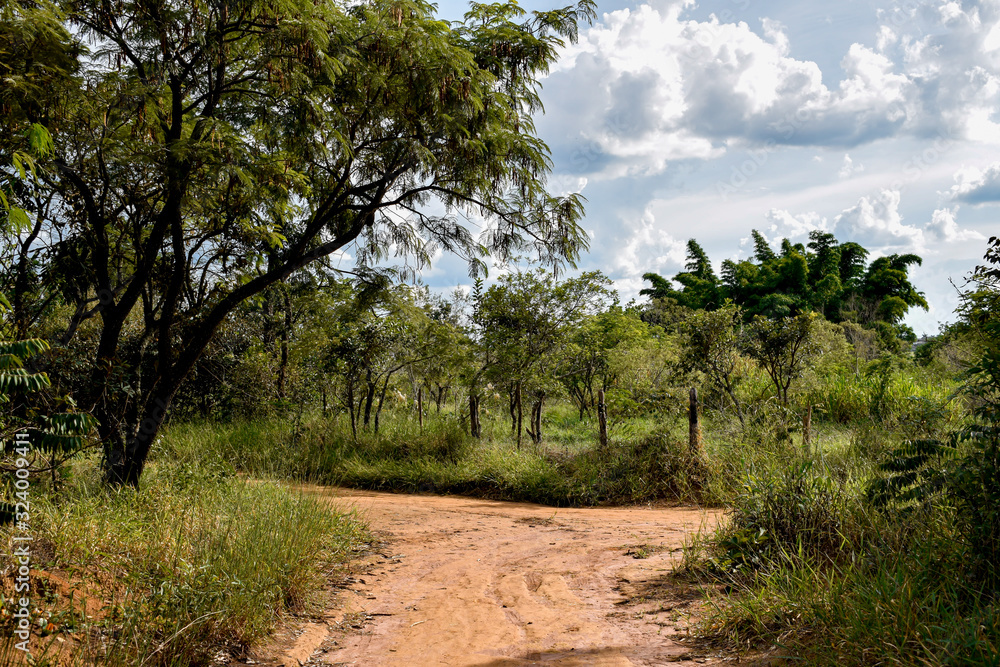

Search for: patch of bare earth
xmin=243 ymin=487 xmax=741 ymax=667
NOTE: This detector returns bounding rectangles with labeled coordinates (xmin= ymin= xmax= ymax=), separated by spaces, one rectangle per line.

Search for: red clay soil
xmin=252 ymin=487 xmax=729 ymax=667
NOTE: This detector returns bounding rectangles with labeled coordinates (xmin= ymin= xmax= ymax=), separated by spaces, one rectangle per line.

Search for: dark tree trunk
xmin=528 ymin=392 xmax=543 ymax=445
xmin=469 ymin=393 xmax=481 ymax=438
xmin=515 ymin=382 xmax=523 ymax=450
xmin=509 ymin=383 xmax=518 ymax=436
xmin=104 ymin=387 xmax=175 ymax=487
xmin=688 ymin=387 xmax=702 ymax=459
xmin=598 ymin=389 xmax=608 ymax=449
xmin=277 ymin=289 xmax=291 ymax=399
xmin=373 ymin=371 xmax=395 ymax=434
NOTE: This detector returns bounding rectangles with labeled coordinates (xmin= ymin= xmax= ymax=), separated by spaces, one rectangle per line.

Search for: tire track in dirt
xmin=269 ymin=487 xmax=726 ymax=667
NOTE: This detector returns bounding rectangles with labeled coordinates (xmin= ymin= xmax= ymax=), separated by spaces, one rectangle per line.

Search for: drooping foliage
xmin=0 ymin=0 xmax=596 ymax=485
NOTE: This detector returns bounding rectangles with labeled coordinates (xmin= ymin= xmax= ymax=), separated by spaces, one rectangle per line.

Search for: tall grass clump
xmin=692 ymin=299 xmax=1000 ymax=665
xmin=164 ymin=412 xmax=706 ymax=506
xmin=0 ymin=456 xmax=369 ymax=666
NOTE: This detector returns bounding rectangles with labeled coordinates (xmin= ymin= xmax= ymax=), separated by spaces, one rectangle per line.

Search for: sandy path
xmin=270 ymin=488 xmax=724 ymax=667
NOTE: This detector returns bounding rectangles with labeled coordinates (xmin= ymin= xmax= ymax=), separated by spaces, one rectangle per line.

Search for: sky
xmin=423 ymin=0 xmax=1000 ymax=335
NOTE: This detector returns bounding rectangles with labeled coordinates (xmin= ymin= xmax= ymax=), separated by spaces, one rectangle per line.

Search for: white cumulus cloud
xmin=948 ymin=162 xmax=1000 ymax=203
xmin=924 ymin=207 xmax=986 ymax=242
xmin=612 ymin=203 xmax=687 ymax=278
xmin=764 ymin=209 xmax=828 ymax=239
xmin=541 ymin=1 xmax=916 ymax=179
xmin=542 ymin=0 xmax=1000 ymax=181
xmin=833 ymin=189 xmax=925 ymax=250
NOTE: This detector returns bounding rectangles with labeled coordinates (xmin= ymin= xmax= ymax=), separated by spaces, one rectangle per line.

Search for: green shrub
xmin=713 ymin=462 xmax=849 ymax=576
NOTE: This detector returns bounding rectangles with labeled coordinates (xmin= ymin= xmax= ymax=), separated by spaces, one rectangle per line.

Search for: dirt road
xmin=268 ymin=487 xmax=725 ymax=667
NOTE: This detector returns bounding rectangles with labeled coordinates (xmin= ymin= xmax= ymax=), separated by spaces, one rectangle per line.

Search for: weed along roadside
xmin=0 ymin=458 xmax=372 ymax=666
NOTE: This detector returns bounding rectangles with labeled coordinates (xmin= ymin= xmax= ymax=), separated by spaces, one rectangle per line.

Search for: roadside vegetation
xmin=0 ymin=455 xmax=370 ymax=665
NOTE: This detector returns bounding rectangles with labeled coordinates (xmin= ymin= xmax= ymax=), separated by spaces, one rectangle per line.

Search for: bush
xmin=712 ymin=461 xmax=849 ymax=576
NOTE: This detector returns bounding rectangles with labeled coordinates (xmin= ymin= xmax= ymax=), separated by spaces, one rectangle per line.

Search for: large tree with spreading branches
xmin=0 ymin=0 xmax=595 ymax=485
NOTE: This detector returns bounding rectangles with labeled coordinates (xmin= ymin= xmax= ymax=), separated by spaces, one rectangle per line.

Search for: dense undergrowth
xmin=681 ymin=288 xmax=1000 ymax=666
xmin=688 ymin=446 xmax=1000 ymax=666
xmin=161 ymin=406 xmax=704 ymax=506
xmin=0 ymin=456 xmax=369 ymax=666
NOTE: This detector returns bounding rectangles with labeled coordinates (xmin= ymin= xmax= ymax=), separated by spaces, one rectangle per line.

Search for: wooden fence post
xmin=689 ymin=387 xmax=702 ymax=458
xmin=469 ymin=394 xmax=481 ymax=438
xmin=598 ymin=389 xmax=608 ymax=449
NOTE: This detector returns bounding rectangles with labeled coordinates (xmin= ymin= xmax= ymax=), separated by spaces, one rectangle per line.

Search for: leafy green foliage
xmin=745 ymin=313 xmax=818 ymax=406
xmin=642 ymin=230 xmax=927 ymax=351
xmin=713 ymin=462 xmax=845 ymax=575
xmin=682 ymin=303 xmax=747 ymax=424
xmin=0 ymin=0 xmax=598 ymax=485
xmin=867 ymin=236 xmax=1000 ymax=589
xmin=0 ymin=294 xmax=96 ymax=523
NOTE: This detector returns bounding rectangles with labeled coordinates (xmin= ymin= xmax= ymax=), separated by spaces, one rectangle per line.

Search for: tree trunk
xmin=418 ymin=387 xmax=424 ymax=431
xmin=363 ymin=370 xmax=376 ymax=427
xmin=598 ymin=388 xmax=608 ymax=449
xmin=515 ymin=381 xmax=523 ymax=450
xmin=509 ymin=383 xmax=518 ymax=436
xmin=277 ymin=289 xmax=291 ymax=399
xmin=373 ymin=371 xmax=395 ymax=434
xmin=469 ymin=393 xmax=481 ymax=438
xmin=688 ymin=387 xmax=702 ymax=459
xmin=104 ymin=389 xmax=174 ymax=487
xmin=528 ymin=393 xmax=543 ymax=445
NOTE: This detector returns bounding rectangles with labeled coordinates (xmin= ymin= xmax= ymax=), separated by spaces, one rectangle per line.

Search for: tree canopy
xmin=0 ymin=0 xmax=596 ymax=485
xmin=642 ymin=230 xmax=927 ymax=345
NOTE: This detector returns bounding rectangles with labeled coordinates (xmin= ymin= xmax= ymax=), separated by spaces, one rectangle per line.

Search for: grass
xmin=161 ymin=406 xmax=704 ymax=506
xmin=685 ymin=432 xmax=1000 ymax=667
xmin=0 ymin=360 xmax=973 ymax=664
xmin=0 ymin=454 xmax=370 ymax=666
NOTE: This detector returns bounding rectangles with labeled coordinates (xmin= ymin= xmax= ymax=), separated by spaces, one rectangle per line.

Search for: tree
xmin=561 ymin=305 xmax=648 ymax=419
xmin=639 ymin=271 xmax=679 ymax=302
xmin=643 ymin=229 xmax=927 ymax=350
xmin=751 ymin=230 xmax=777 ymax=264
xmin=806 ymin=230 xmax=842 ymax=315
xmin=745 ymin=313 xmax=818 ymax=406
xmin=859 ymin=254 xmax=929 ymax=324
xmin=329 ymin=286 xmax=432 ymax=437
xmin=3 ymin=0 xmax=596 ymax=485
xmin=408 ymin=287 xmax=472 ymax=414
xmin=683 ymin=303 xmax=746 ymax=425
xmin=473 ymin=269 xmax=612 ymax=445
xmin=673 ymin=240 xmax=722 ymax=310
